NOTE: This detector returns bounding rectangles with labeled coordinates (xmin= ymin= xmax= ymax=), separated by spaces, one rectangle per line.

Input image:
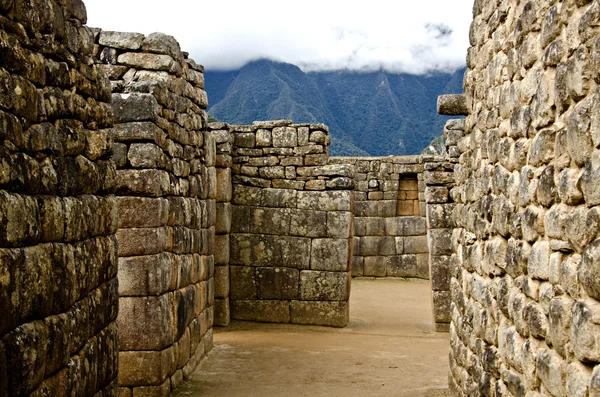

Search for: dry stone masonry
xmin=422 ymin=120 xmax=464 ymax=332
xmin=11 ymin=0 xmax=600 ymax=394
xmin=330 ymin=156 xmax=429 ymax=279
xmin=0 ymin=1 xmax=119 ymax=396
xmin=448 ymin=0 xmax=600 ymax=395
xmin=215 ymin=121 xmax=355 ymax=327
xmin=91 ymin=30 xmax=214 ymax=396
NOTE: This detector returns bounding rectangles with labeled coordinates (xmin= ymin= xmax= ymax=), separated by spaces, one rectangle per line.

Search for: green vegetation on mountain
xmin=205 ymin=59 xmax=465 ymax=156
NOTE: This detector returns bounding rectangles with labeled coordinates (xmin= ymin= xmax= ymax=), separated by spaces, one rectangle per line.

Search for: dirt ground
xmin=173 ymin=278 xmax=451 ymax=397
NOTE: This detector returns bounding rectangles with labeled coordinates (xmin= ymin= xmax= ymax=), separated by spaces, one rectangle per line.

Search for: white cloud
xmin=84 ymin=0 xmax=473 ymax=74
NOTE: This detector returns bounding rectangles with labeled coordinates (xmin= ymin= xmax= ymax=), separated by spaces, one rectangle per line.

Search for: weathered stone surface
xmin=387 ymin=255 xmax=418 ymax=278
xmin=119 ymin=348 xmax=174 ymax=387
xmin=290 ymin=301 xmax=349 ymax=327
xmin=289 ymin=209 xmax=327 ymax=238
xmin=141 ymin=32 xmax=182 ymax=60
xmin=310 ymin=238 xmax=350 ymax=271
xmin=572 ymin=299 xmax=600 ymax=362
xmin=230 ymin=234 xmax=311 ymax=269
xmin=361 ymin=256 xmax=386 ymax=277
xmin=118 ymin=295 xmax=174 ymax=351
xmin=116 ymin=227 xmax=168 ymax=256
xmin=99 ymin=31 xmax=145 ymax=50
xmin=437 ymin=94 xmax=468 ymax=115
xmin=299 ymin=271 xmax=350 ymax=301
xmin=111 ymin=93 xmax=159 ymax=123
xmin=580 ymin=240 xmax=600 ymax=300
xmin=256 ymin=267 xmax=299 ymax=300
xmin=117 ymin=52 xmax=176 ymax=72
xmin=118 ymin=253 xmax=172 ymax=296
xmin=231 ymin=300 xmax=290 ymax=323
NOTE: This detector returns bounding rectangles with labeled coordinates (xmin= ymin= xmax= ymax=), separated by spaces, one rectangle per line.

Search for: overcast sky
xmin=84 ymin=0 xmax=473 ymax=75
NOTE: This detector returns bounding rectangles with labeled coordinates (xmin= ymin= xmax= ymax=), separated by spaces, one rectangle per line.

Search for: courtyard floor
xmin=173 ymin=278 xmax=451 ymax=397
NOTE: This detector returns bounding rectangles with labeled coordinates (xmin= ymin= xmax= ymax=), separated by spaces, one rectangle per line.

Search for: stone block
xmin=213 ymin=234 xmax=230 ymax=266
xmin=214 ymin=298 xmax=231 ymax=327
xmin=427 ymin=204 xmax=456 ymax=229
xmin=231 ymin=300 xmax=290 ymax=323
xmin=299 ymin=271 xmax=350 ymax=301
xmin=229 ymin=266 xmax=257 ymax=300
xmin=425 ymin=187 xmax=449 ymax=203
xmin=307 ymin=238 xmax=350 ymax=271
xmin=364 ymin=256 xmax=387 ymax=277
xmin=572 ymin=299 xmax=600 ymax=362
xmin=327 ymin=211 xmax=353 ymax=238
xmin=142 ymin=32 xmax=182 ymax=60
xmin=215 ymin=203 xmax=232 ymax=234
xmin=397 ymin=200 xmax=417 ymax=216
xmin=118 ymin=295 xmax=175 ymax=351
xmin=1 ymin=321 xmax=48 ymax=395
xmin=111 ymin=122 xmax=162 ymax=143
xmin=566 ymin=361 xmax=592 ymax=397
xmin=354 ymin=201 xmax=378 ymax=217
xmin=0 ymin=192 xmax=40 ymax=247
xmin=117 ymin=197 xmax=169 ymax=229
xmin=437 ymin=94 xmax=468 ymax=115
xmin=582 ymin=150 xmax=600 ymax=206
xmin=112 ymin=93 xmax=159 ymax=123
xmin=297 ymin=191 xmax=353 ymax=212
xmin=387 ymin=255 xmax=417 ymax=278
xmin=290 ymin=301 xmax=349 ymax=327
xmin=416 ymin=253 xmax=429 ymax=279
xmin=428 ymin=229 xmax=453 ymax=255
xmin=352 ymin=256 xmax=364 ymax=277
xmin=423 ymin=171 xmax=454 ymax=185
xmin=115 ymin=169 xmax=171 ymax=197
xmin=360 ymin=236 xmax=395 ymax=256
xmin=117 ymin=227 xmax=168 ymax=256
xmin=362 ymin=217 xmax=386 ymax=236
xmin=528 ymin=240 xmax=551 ymax=281
xmin=261 ymin=188 xmax=298 ymax=208
xmin=403 ymin=216 xmax=428 ymax=236
xmin=430 ymin=255 xmax=451 ymax=290
xmin=248 ymin=207 xmax=291 ymax=235
xmin=404 ymin=235 xmax=429 ymax=254
xmin=590 ymin=365 xmax=600 ymax=397
xmin=232 ymin=185 xmax=262 ymax=206
xmin=99 ymin=31 xmax=145 ymax=50
xmin=256 ymin=267 xmax=300 ymax=300
xmin=272 ymin=127 xmax=298 ymax=147
xmin=214 ymin=265 xmax=229 ymax=299
xmin=118 ymin=253 xmax=172 ymax=296
xmin=256 ymin=129 xmax=272 ymax=146
xmin=432 ymin=291 xmax=451 ymax=323
xmin=536 ymin=349 xmax=567 ymax=397
xmin=581 ymin=239 xmax=600 ymax=301
xmin=289 ymin=209 xmax=327 ymax=238
xmin=216 ymin=168 xmax=232 ymax=203
xmin=119 ymin=348 xmax=174 ymax=387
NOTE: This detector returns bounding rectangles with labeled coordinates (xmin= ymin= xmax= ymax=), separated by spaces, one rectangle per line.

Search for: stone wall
xmin=329 ymin=156 xmax=429 ymax=279
xmin=423 ymin=120 xmax=463 ymax=332
xmin=0 ymin=1 xmax=119 ymax=396
xmin=92 ymin=30 xmax=214 ymax=395
xmin=210 ymin=123 xmax=233 ymax=326
xmin=449 ymin=0 xmax=600 ymax=395
xmin=227 ymin=121 xmax=354 ymax=327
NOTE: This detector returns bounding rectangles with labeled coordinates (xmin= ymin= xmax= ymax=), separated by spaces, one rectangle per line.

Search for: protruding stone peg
xmin=437 ymin=94 xmax=468 ymax=115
